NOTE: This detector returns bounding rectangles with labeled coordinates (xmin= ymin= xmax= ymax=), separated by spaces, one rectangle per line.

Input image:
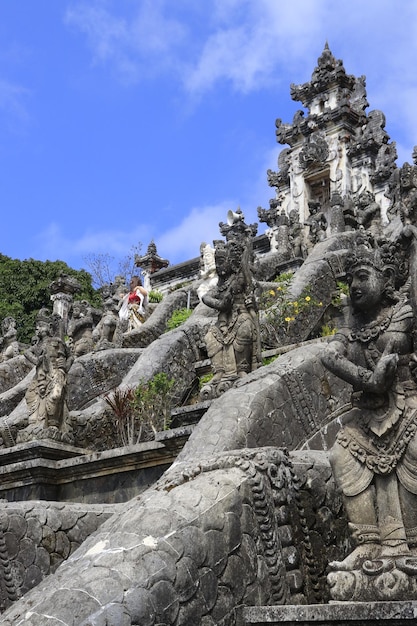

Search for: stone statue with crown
xmin=321 ymin=232 xmax=417 ymax=601
xmin=21 ymin=308 xmax=73 ymax=443
xmin=200 ymin=209 xmax=261 ymax=398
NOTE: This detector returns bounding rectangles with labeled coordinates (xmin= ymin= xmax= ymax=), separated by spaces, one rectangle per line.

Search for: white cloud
xmin=34 ymin=222 xmax=152 ymax=268
xmin=63 ymin=0 xmax=417 ymax=106
xmin=65 ymin=4 xmax=138 ymax=83
xmin=65 ymin=0 xmax=186 ymax=84
xmin=60 ymin=0 xmax=417 ymax=233
xmin=0 ymin=79 xmax=30 ymax=125
xmin=184 ymin=0 xmax=324 ymax=94
xmin=35 ymin=204 xmax=243 ymax=269
xmin=156 ymin=201 xmax=237 ymax=262
xmin=65 ymin=0 xmax=325 ymax=90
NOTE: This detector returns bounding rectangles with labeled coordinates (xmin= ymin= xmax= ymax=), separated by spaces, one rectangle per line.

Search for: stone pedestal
xmin=328 ymin=564 xmax=417 ymax=602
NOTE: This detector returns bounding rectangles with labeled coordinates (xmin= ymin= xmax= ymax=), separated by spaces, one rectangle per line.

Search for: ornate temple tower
xmin=265 ymin=43 xmax=397 ymax=237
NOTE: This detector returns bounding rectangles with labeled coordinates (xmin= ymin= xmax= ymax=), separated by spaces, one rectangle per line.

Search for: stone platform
xmin=241 ymin=601 xmax=417 ymax=625
xmin=0 ymin=425 xmax=192 ymax=503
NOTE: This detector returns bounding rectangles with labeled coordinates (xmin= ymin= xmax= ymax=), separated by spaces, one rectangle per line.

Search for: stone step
xmin=170 ymin=400 xmax=211 ymax=427
xmin=241 ymin=601 xmax=417 ymax=626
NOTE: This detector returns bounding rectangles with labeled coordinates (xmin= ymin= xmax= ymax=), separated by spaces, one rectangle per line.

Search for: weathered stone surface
xmin=1 ymin=452 xmax=316 ymax=623
xmin=179 ymin=526 xmax=207 ymax=567
xmin=243 ymin=601 xmax=417 ymax=625
xmin=150 ymin=579 xmax=179 ymax=623
xmin=41 ymin=587 xmax=101 ymax=623
xmin=34 ymin=546 xmax=50 ymax=575
xmin=67 ymin=348 xmax=141 ymax=412
xmin=23 ymin=564 xmax=42 ymax=590
xmin=198 ymin=566 xmax=218 ymax=612
xmin=174 ymin=556 xmax=199 ymax=602
xmin=16 ymin=537 xmax=35 ymax=567
xmin=4 ymin=532 xmax=18 ymax=559
xmin=7 ymin=514 xmax=27 ymax=540
xmin=124 ymin=586 xmax=155 ymax=625
xmin=26 ymin=516 xmax=42 ymax=544
xmin=79 ymin=603 xmax=131 ymax=626
xmin=55 ymin=530 xmax=71 ymax=559
xmin=176 ymin=344 xmax=348 ymax=464
xmin=0 ymin=355 xmax=33 ymax=396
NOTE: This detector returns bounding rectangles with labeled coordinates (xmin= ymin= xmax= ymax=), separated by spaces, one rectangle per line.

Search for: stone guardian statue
xmin=321 ymin=233 xmax=417 ymax=601
xmin=23 ymin=309 xmax=73 ymax=440
xmin=201 ymin=211 xmax=260 ymax=398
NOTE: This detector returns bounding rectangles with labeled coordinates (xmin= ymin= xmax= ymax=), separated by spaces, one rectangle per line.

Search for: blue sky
xmin=1 ymin=1 xmax=417 ymax=273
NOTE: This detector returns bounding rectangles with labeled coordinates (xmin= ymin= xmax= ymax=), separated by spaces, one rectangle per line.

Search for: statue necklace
xmin=349 ymin=305 xmax=394 ymax=344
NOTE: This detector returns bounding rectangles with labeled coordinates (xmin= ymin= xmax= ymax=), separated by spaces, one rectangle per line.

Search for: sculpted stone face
xmin=72 ymin=305 xmax=81 ymax=319
xmin=36 ymin=320 xmax=50 ymax=340
xmin=347 ymin=265 xmax=385 ymax=313
xmin=214 ymin=252 xmax=228 ymax=278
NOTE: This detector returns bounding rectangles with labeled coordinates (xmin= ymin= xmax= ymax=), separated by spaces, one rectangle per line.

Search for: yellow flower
xmin=277 ymin=286 xmax=282 ymax=291
xmin=269 ymin=290 xmax=275 ymax=296
xmin=285 ymin=316 xmax=292 ymax=322
xmin=319 ymin=302 xmax=323 ymax=306
xmin=305 ymin=296 xmax=311 ymax=302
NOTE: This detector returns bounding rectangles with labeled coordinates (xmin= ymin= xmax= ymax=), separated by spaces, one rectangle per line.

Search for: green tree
xmin=0 ymin=254 xmax=100 ymax=343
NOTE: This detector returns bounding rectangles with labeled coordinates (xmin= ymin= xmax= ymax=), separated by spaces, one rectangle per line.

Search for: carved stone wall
xmin=0 ymin=449 xmax=344 ymax=623
xmin=0 ymin=356 xmax=33 ymax=396
xmin=0 ymin=501 xmax=115 ymax=613
xmin=177 ymin=341 xmax=350 ymax=464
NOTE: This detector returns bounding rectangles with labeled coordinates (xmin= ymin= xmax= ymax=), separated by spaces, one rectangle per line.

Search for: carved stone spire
xmin=267 ymin=43 xmax=397 ymax=245
xmin=135 ymin=241 xmax=169 ymax=274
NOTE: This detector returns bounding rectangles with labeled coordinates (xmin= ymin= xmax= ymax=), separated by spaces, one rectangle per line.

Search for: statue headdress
xmin=36 ymin=308 xmax=61 ymax=336
xmin=346 ymin=231 xmax=409 ymax=294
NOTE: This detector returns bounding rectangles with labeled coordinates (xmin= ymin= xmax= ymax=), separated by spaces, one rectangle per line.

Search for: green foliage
xmin=332 ymin=280 xmax=349 ymax=308
xmin=136 ymin=372 xmax=174 ymax=435
xmin=320 ymin=323 xmax=337 ymax=337
xmin=199 ymin=372 xmax=213 ymax=389
xmin=105 ymin=373 xmax=175 ymax=446
xmin=274 ymin=271 xmax=294 ymax=284
xmin=103 ymin=387 xmax=136 ymax=446
xmin=262 ymin=355 xmax=278 ymax=366
xmin=261 ymin=280 xmax=324 ymax=349
xmin=268 ymin=288 xmax=323 ymax=328
xmin=0 ymin=254 xmax=99 ymax=343
xmin=166 ymin=307 xmax=193 ymax=331
xmin=169 ymin=281 xmax=192 ymax=292
xmin=148 ymin=290 xmax=163 ymax=303
xmin=259 ymin=275 xmax=292 ymax=310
